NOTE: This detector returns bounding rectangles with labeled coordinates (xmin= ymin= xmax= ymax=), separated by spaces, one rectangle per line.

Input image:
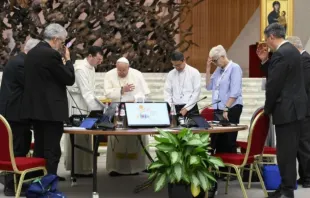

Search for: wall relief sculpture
xmin=0 ymin=0 xmax=203 ymax=72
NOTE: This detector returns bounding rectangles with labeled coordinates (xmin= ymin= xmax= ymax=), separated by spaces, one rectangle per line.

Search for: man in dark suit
xmin=21 ymin=23 xmax=75 ymax=175
xmin=287 ymin=36 xmax=310 ymax=188
xmin=0 ymin=38 xmax=40 ymax=196
xmin=257 ymin=23 xmax=307 ymax=198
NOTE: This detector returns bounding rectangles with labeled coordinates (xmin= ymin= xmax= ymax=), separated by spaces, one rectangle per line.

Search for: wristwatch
xmin=224 ymin=105 xmax=230 ymax=112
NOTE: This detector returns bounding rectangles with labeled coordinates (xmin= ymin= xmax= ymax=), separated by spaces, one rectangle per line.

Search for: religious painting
xmin=260 ymin=0 xmax=294 ymax=41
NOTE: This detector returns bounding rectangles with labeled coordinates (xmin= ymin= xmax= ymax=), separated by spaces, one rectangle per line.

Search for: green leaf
xmin=156 ymin=143 xmax=176 ymax=152
xmin=202 ymin=171 xmax=217 ymax=183
xmin=186 ymin=139 xmax=203 ymax=146
xmin=177 ymin=128 xmax=188 ymax=139
xmin=166 ymin=132 xmax=180 ymax=146
xmin=193 ymin=147 xmax=206 ymax=154
xmin=173 ymin=163 xmax=183 ymax=182
xmin=170 ymin=151 xmax=179 ymax=164
xmin=191 ymin=183 xmax=201 ymax=197
xmin=189 ymin=156 xmax=200 ymax=165
xmin=200 ymin=133 xmax=210 ymax=143
xmin=182 ymin=172 xmax=191 ymax=183
xmin=197 ymin=171 xmax=208 ymax=191
xmin=191 ymin=174 xmax=200 ymax=187
xmin=148 ymin=171 xmax=158 ymax=180
xmin=158 ymin=129 xmax=171 ymax=140
xmin=184 ymin=146 xmax=194 ymax=157
xmin=154 ymin=136 xmax=170 ymax=143
xmin=209 ymin=156 xmax=225 ymax=167
xmin=154 ymin=173 xmax=167 ymax=192
xmin=156 ymin=150 xmax=170 ymax=165
xmin=148 ymin=162 xmax=165 ymax=169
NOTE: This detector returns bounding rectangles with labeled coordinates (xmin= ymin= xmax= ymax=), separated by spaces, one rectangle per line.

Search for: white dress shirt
xmin=164 ymin=64 xmax=201 ymax=110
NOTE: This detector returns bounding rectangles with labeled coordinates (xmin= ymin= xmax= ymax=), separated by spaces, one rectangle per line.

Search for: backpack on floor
xmin=26 ymin=174 xmax=66 ymax=198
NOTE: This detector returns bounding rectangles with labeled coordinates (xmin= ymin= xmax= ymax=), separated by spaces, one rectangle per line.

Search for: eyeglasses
xmin=212 ymin=57 xmax=219 ymax=63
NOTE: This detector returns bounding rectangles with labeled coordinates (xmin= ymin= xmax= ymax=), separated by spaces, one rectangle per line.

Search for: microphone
xmin=187 ymin=100 xmax=222 ymax=116
xmin=175 ymin=96 xmax=208 ymax=115
xmin=67 ymin=88 xmax=84 ymax=116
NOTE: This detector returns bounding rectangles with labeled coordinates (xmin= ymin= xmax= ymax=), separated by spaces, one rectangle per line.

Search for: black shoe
xmin=207 ymin=182 xmax=217 ymax=198
xmin=297 ymin=178 xmax=303 ymax=185
xmin=302 ymin=181 xmax=310 ymax=188
xmin=268 ymin=187 xmax=281 ymax=197
xmin=57 ymin=176 xmax=66 ymax=181
xmin=74 ymin=174 xmax=93 ymax=178
xmin=108 ymin=171 xmax=139 ymax=177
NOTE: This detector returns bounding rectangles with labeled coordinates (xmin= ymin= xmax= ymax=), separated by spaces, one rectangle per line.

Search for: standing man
xmin=287 ymin=36 xmax=310 ymax=188
xmin=104 ymin=57 xmax=150 ymax=176
xmin=257 ymin=23 xmax=307 ymax=198
xmin=21 ymin=23 xmax=75 ymax=175
xmin=0 ymin=38 xmax=40 ymax=196
xmin=164 ymin=51 xmax=201 ymax=117
xmin=64 ymin=46 xmax=104 ymax=176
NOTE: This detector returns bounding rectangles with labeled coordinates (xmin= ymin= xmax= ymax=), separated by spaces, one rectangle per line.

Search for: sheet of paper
xmin=64 ymin=127 xmax=86 ymax=130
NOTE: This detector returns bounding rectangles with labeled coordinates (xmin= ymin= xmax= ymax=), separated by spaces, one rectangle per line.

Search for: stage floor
xmin=0 ymin=154 xmax=309 ymax=198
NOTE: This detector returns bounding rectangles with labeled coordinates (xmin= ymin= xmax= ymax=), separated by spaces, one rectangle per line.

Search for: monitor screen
xmin=79 ymin=118 xmax=98 ymax=129
xmin=125 ymin=103 xmax=170 ymax=127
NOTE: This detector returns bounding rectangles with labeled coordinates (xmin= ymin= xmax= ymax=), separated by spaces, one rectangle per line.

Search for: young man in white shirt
xmin=164 ymin=51 xmax=201 ymax=118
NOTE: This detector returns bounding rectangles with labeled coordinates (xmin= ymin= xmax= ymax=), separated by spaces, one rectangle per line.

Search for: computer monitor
xmin=125 ymin=102 xmax=170 ymax=127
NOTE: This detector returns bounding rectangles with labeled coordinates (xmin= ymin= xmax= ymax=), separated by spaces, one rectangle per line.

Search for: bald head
xmin=116 ymin=57 xmax=130 ymax=78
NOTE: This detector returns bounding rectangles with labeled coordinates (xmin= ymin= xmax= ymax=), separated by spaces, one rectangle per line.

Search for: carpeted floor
xmin=0 ymin=155 xmax=309 ymax=198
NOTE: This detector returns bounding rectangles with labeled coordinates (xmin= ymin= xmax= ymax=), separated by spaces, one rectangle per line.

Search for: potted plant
xmin=147 ymin=128 xmax=224 ymax=198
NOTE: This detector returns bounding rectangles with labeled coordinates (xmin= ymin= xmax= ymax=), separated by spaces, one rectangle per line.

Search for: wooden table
xmin=64 ymin=125 xmax=248 ymax=198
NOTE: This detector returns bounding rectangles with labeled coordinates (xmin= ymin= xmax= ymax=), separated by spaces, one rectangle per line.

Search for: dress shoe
xmin=297 ymin=178 xmax=303 ymax=185
xmin=302 ymin=182 xmax=310 ymax=188
xmin=268 ymin=188 xmax=294 ymax=198
xmin=57 ymin=176 xmax=66 ymax=181
xmin=108 ymin=171 xmax=139 ymax=177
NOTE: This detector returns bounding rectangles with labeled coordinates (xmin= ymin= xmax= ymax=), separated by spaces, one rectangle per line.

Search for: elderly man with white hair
xmin=287 ymin=36 xmax=310 ymax=188
xmin=104 ymin=57 xmax=150 ymax=176
xmin=21 ymin=23 xmax=75 ymax=175
xmin=0 ymin=38 xmax=40 ymax=196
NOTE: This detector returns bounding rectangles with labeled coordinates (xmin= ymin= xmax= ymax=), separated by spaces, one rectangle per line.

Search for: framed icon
xmin=260 ymin=0 xmax=294 ymax=41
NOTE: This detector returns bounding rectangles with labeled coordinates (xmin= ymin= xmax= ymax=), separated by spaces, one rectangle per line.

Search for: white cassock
xmin=104 ymin=68 xmax=150 ymax=174
xmin=64 ymin=58 xmax=103 ymax=174
xmin=164 ymin=64 xmax=201 ymax=110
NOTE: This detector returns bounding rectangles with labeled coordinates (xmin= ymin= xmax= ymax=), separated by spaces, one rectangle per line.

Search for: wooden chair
xmin=213 ymin=111 xmax=269 ymax=198
xmin=0 ymin=115 xmax=47 ymax=198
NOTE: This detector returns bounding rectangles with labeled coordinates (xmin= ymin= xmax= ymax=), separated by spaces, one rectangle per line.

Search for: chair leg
xmin=225 ymin=167 xmax=232 ymax=194
xmin=232 ymin=165 xmax=248 ymax=198
xmin=248 ymin=164 xmax=253 ymax=189
xmin=254 ymin=162 xmax=268 ymax=198
xmin=13 ymin=174 xmax=17 ymax=193
xmin=15 ymin=171 xmax=26 ymax=198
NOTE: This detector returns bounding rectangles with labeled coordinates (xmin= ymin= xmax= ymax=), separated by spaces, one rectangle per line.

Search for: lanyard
xmin=215 ymin=61 xmax=232 ymax=90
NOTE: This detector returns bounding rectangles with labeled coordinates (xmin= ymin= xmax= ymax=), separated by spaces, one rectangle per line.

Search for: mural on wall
xmin=0 ymin=0 xmax=204 ymax=72
xmin=260 ymin=0 xmax=294 ymax=41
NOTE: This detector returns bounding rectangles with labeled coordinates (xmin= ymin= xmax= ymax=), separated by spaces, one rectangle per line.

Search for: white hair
xmin=209 ymin=45 xmax=227 ymax=59
xmin=287 ymin=36 xmax=304 ymax=49
xmin=24 ymin=38 xmax=40 ymax=53
xmin=43 ymin=23 xmax=68 ymax=41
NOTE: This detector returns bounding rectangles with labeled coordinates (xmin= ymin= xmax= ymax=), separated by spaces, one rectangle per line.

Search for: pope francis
xmin=104 ymin=57 xmax=150 ymax=176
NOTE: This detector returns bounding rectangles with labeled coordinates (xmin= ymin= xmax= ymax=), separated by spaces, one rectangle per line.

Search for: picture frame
xmin=260 ymin=0 xmax=294 ymax=41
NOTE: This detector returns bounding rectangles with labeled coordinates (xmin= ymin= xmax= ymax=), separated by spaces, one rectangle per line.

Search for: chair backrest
xmin=200 ymin=108 xmax=214 ymax=121
xmin=249 ymin=106 xmax=264 ymax=126
xmin=0 ymin=115 xmax=18 ymax=171
xmin=242 ymin=111 xmax=270 ymax=166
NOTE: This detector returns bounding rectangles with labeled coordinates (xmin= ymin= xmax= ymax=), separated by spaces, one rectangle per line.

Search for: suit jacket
xmin=0 ymin=53 xmax=26 ymax=122
xmin=263 ymin=42 xmax=307 ymax=125
xmin=301 ymin=51 xmax=310 ymax=117
xmin=21 ymin=41 xmax=75 ymax=122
